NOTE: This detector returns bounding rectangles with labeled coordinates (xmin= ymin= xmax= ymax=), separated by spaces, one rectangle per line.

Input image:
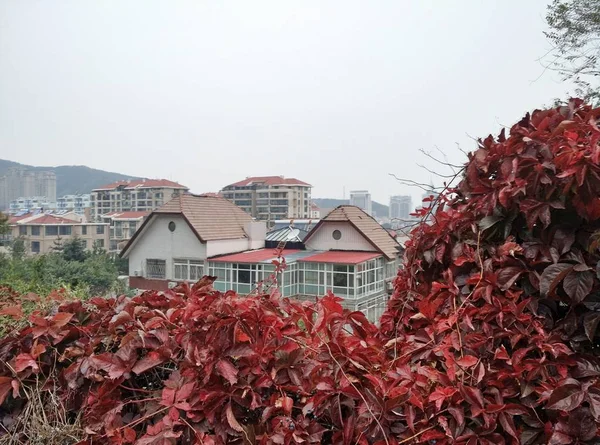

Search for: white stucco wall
xmin=305 ymin=222 xmax=376 ymax=252
xmin=126 ymin=215 xmax=206 ymax=279
xmin=206 ymin=238 xmax=251 ymax=258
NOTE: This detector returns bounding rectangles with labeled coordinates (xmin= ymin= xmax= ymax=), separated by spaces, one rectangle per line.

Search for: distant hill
xmin=0 ymin=159 xmax=141 ymax=196
xmin=312 ymin=198 xmax=389 ymax=218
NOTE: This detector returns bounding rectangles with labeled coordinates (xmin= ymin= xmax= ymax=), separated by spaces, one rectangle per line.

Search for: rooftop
xmin=209 ymin=248 xmax=383 ymax=265
xmin=224 ymin=176 xmax=311 ymax=188
xmin=93 ymin=179 xmax=188 ymax=191
xmin=102 ymin=211 xmax=150 ymax=220
xmin=304 ymin=205 xmax=400 ymax=260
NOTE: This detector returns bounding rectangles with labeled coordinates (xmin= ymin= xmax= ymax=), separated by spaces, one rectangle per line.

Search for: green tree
xmin=62 ymin=237 xmax=87 ymax=262
xmin=0 ymin=212 xmax=9 ymax=235
xmin=546 ymin=0 xmax=600 ymax=103
xmin=51 ymin=236 xmax=64 ymax=253
xmin=10 ymin=238 xmax=26 ymax=261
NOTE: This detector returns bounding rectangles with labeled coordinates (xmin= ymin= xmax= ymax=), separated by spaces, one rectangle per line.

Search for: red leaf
xmin=51 ymin=312 xmax=73 ymax=328
xmin=456 ymin=355 xmax=478 ymax=368
xmin=216 ymin=359 xmax=238 ymax=385
xmin=546 ymin=384 xmax=585 ymax=412
xmin=540 ymin=263 xmax=573 ymax=296
xmin=0 ymin=377 xmax=12 ymax=405
xmin=14 ymin=353 xmax=38 ymax=373
xmin=496 ymin=266 xmax=523 ymax=291
xmin=0 ymin=305 xmax=23 ymax=319
xmin=563 ymin=270 xmax=594 ymax=303
xmin=132 ymin=351 xmax=164 ymax=375
xmin=226 ymin=403 xmax=244 ymax=432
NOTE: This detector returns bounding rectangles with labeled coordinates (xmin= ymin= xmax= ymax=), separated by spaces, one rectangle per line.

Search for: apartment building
xmin=9 ymin=213 xmax=109 ymax=255
xmin=90 ymin=179 xmax=188 ymax=221
xmin=101 ymin=211 xmax=149 ymax=253
xmin=9 ymin=196 xmax=55 ymax=214
xmin=350 ymin=190 xmax=372 ymax=216
xmin=389 ymin=195 xmax=413 ymax=220
xmin=57 ymin=194 xmax=91 ymax=214
xmin=221 ymin=176 xmax=312 ymax=224
xmin=0 ymin=168 xmax=57 ymax=210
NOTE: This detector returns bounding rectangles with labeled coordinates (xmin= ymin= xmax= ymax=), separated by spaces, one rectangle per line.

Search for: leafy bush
xmin=2 ymin=99 xmax=600 ymax=443
xmin=381 ymin=98 xmax=600 ymax=443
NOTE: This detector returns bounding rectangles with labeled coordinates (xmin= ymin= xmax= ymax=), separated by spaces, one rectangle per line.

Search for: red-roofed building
xmin=90 ymin=179 xmax=188 ymax=222
xmin=8 ymin=212 xmax=109 ymax=256
xmin=221 ymin=176 xmax=312 ymax=223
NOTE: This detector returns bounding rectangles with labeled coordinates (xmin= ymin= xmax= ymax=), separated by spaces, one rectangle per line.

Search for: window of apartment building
xmin=31 ymin=241 xmax=40 ymax=254
xmin=19 ymin=226 xmax=27 ymax=236
xmin=95 ymin=239 xmax=104 ymax=248
xmin=173 ymin=259 xmax=204 ymax=281
xmin=96 ymin=225 xmax=105 ymax=234
xmin=31 ymin=226 xmax=40 ymax=236
xmin=110 ymin=240 xmax=118 ymax=251
xmin=146 ymin=259 xmax=166 ymax=279
xmin=59 ymin=226 xmax=72 ymax=236
xmin=82 ymin=225 xmax=87 ymax=235
xmin=45 ymin=226 xmax=58 ymax=236
xmin=355 ymin=259 xmax=384 ymax=297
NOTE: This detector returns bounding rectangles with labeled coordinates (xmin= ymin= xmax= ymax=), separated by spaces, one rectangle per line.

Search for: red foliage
xmin=2 ymin=99 xmax=600 ymax=443
xmin=381 ymin=99 xmax=600 ymax=443
xmin=0 ymin=280 xmax=395 ymax=444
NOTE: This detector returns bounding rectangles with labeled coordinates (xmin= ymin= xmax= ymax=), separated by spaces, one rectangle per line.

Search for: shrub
xmin=2 ymin=99 xmax=600 ymax=443
xmin=381 ymin=98 xmax=600 ymax=443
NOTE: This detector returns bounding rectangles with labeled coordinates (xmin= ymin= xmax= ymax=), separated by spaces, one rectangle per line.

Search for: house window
xmin=237 ymin=265 xmax=251 ymax=284
xmin=19 ymin=226 xmax=27 ymax=236
xmin=31 ymin=226 xmax=40 ymax=236
xmin=82 ymin=225 xmax=87 ymax=235
xmin=31 ymin=241 xmax=40 ymax=254
xmin=96 ymin=225 xmax=105 ymax=234
xmin=332 ymin=230 xmax=342 ymax=240
xmin=168 ymin=221 xmax=176 ymax=232
xmin=146 ymin=259 xmax=166 ymax=279
xmin=173 ymin=259 xmax=204 ymax=281
xmin=45 ymin=226 xmax=58 ymax=236
xmin=59 ymin=226 xmax=72 ymax=236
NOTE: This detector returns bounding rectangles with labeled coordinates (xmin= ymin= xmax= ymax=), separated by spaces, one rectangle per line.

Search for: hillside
xmin=312 ymin=198 xmax=388 ymax=217
xmin=0 ymin=159 xmax=141 ymax=196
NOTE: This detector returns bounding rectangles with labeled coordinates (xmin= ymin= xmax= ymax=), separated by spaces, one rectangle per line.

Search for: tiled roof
xmin=19 ymin=214 xmax=80 ymax=225
xmin=225 ymin=176 xmax=311 ymax=188
xmin=93 ymin=179 xmax=188 ymax=191
xmin=153 ymin=194 xmax=255 ymax=241
xmin=304 ymin=206 xmax=400 ymax=260
xmin=103 ymin=211 xmax=150 ymax=220
xmin=297 ymin=251 xmax=382 ymax=264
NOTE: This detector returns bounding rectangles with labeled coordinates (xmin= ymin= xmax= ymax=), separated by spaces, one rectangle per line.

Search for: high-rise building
xmin=349 ymin=190 xmax=372 ymax=216
xmin=389 ymin=195 xmax=413 ymax=220
xmin=0 ymin=168 xmax=57 ymax=210
xmin=221 ymin=176 xmax=312 ymax=224
xmin=90 ymin=179 xmax=188 ymax=221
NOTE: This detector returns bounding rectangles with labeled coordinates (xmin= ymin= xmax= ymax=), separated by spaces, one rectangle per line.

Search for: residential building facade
xmin=57 ymin=194 xmax=91 ymax=214
xmin=120 ymin=194 xmax=266 ymax=290
xmin=389 ymin=195 xmax=413 ymax=221
xmin=90 ymin=179 xmax=188 ymax=221
xmin=350 ymin=190 xmax=372 ymax=216
xmin=101 ymin=211 xmax=149 ymax=253
xmin=123 ymin=201 xmax=400 ymax=322
xmin=9 ymin=213 xmax=109 ymax=255
xmin=220 ymin=176 xmax=312 ymax=224
xmin=9 ymin=196 xmax=56 ymax=214
xmin=0 ymin=168 xmax=57 ymax=210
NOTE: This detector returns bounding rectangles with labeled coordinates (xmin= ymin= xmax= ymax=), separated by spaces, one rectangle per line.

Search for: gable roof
xmin=93 ymin=179 xmax=188 ymax=191
xmin=120 ymin=194 xmax=255 ymax=257
xmin=224 ymin=176 xmax=311 ymax=188
xmin=303 ymin=205 xmax=400 ymax=260
xmin=102 ymin=211 xmax=150 ymax=220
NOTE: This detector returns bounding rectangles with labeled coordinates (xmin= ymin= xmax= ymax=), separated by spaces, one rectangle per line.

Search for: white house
xmin=206 ymin=205 xmax=401 ymax=321
xmin=120 ymin=193 xmax=266 ymax=291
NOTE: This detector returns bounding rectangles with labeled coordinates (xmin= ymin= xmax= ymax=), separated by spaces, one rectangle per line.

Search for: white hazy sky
xmin=0 ymin=1 xmax=572 ymax=204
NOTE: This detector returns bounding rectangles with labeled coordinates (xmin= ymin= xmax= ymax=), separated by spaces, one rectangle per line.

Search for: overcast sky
xmin=0 ymin=1 xmax=572 ymax=204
